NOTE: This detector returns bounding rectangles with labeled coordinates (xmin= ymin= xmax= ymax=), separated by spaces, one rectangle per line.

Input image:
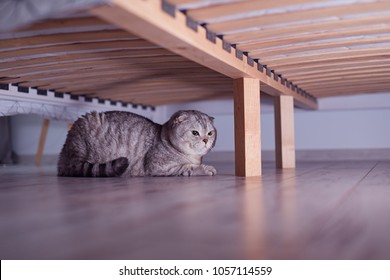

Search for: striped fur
xmin=59 ymin=157 xmax=129 ymax=177
xmin=58 ymin=110 xmax=217 ymax=177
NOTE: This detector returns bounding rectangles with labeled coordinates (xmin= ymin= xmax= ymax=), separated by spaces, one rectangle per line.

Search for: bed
xmin=1 ymin=0 xmax=389 ymax=176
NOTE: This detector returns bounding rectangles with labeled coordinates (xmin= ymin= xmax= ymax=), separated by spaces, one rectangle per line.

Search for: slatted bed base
xmin=2 ymin=0 xmax=390 ymax=176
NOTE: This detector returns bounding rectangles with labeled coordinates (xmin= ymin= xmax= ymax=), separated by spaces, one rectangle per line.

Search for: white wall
xmin=294 ymin=109 xmax=390 ymax=150
xmin=165 ymin=94 xmax=390 ymax=152
xmin=10 ymin=114 xmax=68 ymax=156
xmin=9 ymin=106 xmax=165 ymax=157
xmin=8 ymin=93 xmax=390 ymax=158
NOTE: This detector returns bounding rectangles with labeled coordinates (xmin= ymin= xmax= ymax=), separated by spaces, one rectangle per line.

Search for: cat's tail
xmin=58 ymin=157 xmax=129 ymax=177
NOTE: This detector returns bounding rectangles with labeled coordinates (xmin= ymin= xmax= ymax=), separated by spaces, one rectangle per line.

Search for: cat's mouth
xmin=188 ymin=142 xmax=211 ymax=154
xmin=199 ymin=143 xmax=211 ymax=152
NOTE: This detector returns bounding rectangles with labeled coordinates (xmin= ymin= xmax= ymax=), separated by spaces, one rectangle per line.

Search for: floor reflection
xmin=241 ymin=177 xmax=266 ymax=259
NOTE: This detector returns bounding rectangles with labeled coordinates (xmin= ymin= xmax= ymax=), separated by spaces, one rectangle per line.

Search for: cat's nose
xmin=203 ymin=139 xmax=208 ymax=144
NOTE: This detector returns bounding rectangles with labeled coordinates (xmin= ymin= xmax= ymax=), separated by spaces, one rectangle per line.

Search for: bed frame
xmin=1 ymin=0 xmax=389 ymax=176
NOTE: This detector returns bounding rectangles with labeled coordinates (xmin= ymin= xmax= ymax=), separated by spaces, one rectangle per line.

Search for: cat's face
xmin=169 ymin=110 xmax=217 ymax=157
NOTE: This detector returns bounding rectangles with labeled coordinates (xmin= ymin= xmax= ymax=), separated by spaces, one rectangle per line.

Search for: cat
xmin=57 ymin=110 xmax=217 ymax=177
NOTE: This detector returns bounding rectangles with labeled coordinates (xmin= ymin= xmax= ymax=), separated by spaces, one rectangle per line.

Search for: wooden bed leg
xmin=35 ymin=118 xmax=50 ymax=166
xmin=274 ymin=95 xmax=296 ymax=169
xmin=233 ymin=78 xmax=262 ymax=177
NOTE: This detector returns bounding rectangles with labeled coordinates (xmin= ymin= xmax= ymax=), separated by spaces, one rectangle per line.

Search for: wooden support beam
xmin=233 ymin=78 xmax=261 ymax=177
xmin=35 ymin=118 xmax=50 ymax=166
xmin=274 ymin=96 xmax=295 ymax=169
xmin=90 ymin=0 xmax=317 ymax=110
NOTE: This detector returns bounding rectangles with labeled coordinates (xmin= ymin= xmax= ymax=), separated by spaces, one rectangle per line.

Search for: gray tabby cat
xmin=57 ymin=110 xmax=217 ymax=177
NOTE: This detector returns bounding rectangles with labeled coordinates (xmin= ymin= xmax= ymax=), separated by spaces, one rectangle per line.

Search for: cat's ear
xmin=173 ymin=111 xmax=188 ymax=124
xmin=208 ymin=116 xmax=215 ymax=123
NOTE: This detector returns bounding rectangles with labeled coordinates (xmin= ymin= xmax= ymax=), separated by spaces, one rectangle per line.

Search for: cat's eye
xmin=208 ymin=131 xmax=213 ymax=136
xmin=192 ymin=130 xmax=200 ymax=136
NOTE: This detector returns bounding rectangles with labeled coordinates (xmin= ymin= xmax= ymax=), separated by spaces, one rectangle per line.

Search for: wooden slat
xmin=294 ymin=80 xmax=390 ymax=92
xmin=0 ymin=51 xmax=180 ymax=69
xmin=304 ymin=85 xmax=390 ymax=96
xmin=238 ymin=25 xmax=390 ymax=51
xmin=250 ymin=36 xmax=390 ymax=58
xmin=90 ymin=90 xmax=231 ymax=105
xmin=2 ymin=62 xmax=207 ymax=84
xmin=58 ymin=77 xmax=229 ymax=92
xmin=307 ymin=77 xmax=390 ymax=87
xmin=273 ymin=54 xmax=390 ymax=72
xmin=208 ymin=1 xmax=390 ymax=33
xmin=310 ymin=90 xmax=390 ymax=98
xmin=311 ymin=80 xmax=390 ymax=90
xmin=265 ymin=48 xmax=390 ymax=68
xmin=87 ymin=86 xmax=230 ymax=100
xmin=233 ymin=77 xmax=261 ymax=177
xmin=6 ymin=68 xmax=223 ymax=87
xmin=313 ymin=86 xmax=390 ymax=95
xmin=225 ymin=14 xmax=390 ymax=44
xmin=0 ymin=58 xmax=198 ymax=76
xmin=312 ymin=86 xmax=390 ymax=97
xmin=131 ymin=92 xmax=229 ymax=106
xmin=0 ymin=30 xmax=136 ymax=50
xmin=91 ymin=0 xmax=317 ymax=109
xmin=14 ymin=74 xmax=225 ymax=89
xmin=15 ymin=17 xmax=111 ymax=32
xmin=38 ymin=72 xmax=226 ymax=87
xmin=0 ymin=40 xmax=160 ymax=60
xmin=302 ymin=76 xmax=390 ymax=89
xmin=0 ymin=62 xmax=206 ymax=81
xmin=281 ymin=60 xmax=390 ymax=76
xmin=72 ymin=88 xmax=231 ymax=101
xmin=18 ymin=74 xmax=226 ymax=89
xmin=306 ymin=84 xmax=390 ymax=95
xmin=262 ymin=47 xmax=390 ymax=65
xmin=291 ymin=67 xmax=390 ymax=83
xmin=88 ymin=85 xmax=229 ymax=98
xmin=53 ymin=79 xmax=230 ymax=95
xmin=187 ymin=0 xmax=323 ymax=22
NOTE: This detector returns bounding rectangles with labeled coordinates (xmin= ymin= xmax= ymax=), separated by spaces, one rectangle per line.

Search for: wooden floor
xmin=1 ymin=160 xmax=390 ymax=260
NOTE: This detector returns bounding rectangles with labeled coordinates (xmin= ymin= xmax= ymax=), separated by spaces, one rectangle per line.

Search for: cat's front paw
xmin=202 ymin=164 xmax=217 ymax=176
xmin=181 ymin=168 xmax=194 ymax=176
xmin=179 ymin=164 xmax=217 ymax=176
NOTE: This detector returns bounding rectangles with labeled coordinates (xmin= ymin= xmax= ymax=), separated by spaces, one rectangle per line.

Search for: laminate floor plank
xmin=239 ymin=161 xmax=377 ymax=259
xmin=305 ymin=161 xmax=390 ymax=259
xmin=0 ymin=161 xmax=388 ymax=259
